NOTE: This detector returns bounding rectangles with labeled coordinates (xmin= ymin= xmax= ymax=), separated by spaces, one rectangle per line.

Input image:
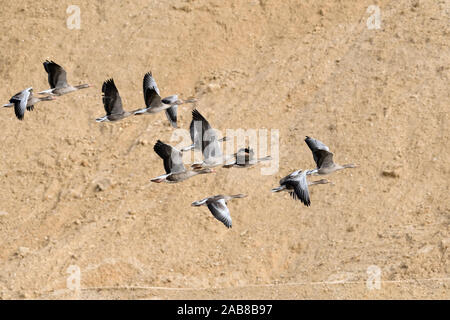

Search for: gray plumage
xmin=305 ymin=136 xmax=357 ymax=175
xmin=153 ymin=139 xmax=185 ymax=175
xmin=133 ymin=72 xmax=196 ymax=128
xmin=39 ymin=60 xmax=90 ymax=96
xmin=272 ymin=170 xmax=329 ymax=206
xmin=188 ymin=109 xmax=229 ymax=168
xmin=151 ymin=140 xmax=214 ymax=183
xmin=191 ymin=194 xmax=247 ymax=228
xmin=3 ymin=87 xmax=54 ymax=120
xmin=96 ymin=78 xmax=132 ymax=122
xmin=223 ymin=147 xmax=272 ymax=168
xmin=9 ymin=87 xmax=31 ymax=121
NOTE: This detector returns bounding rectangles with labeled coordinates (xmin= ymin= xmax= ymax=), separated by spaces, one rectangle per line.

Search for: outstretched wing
xmin=153 ymin=140 xmax=185 ymax=174
xmin=286 ymin=171 xmax=311 ymax=206
xmin=192 ymin=108 xmax=212 ymax=131
xmin=191 ymin=109 xmax=222 ymax=160
xmin=43 ymin=60 xmax=68 ymax=88
xmin=10 ymin=87 xmax=32 ymax=120
xmin=143 ymin=72 xmax=161 ymax=108
xmin=304 ymin=136 xmax=333 ymax=168
xmin=189 ymin=110 xmax=205 ymax=150
xmin=304 ymin=136 xmax=330 ymax=152
xmin=314 ymin=149 xmax=334 ymax=169
xmin=279 ymin=169 xmax=301 ymax=185
xmin=207 ymin=199 xmax=232 ymax=228
xmin=102 ymin=78 xmax=124 ymax=115
xmin=165 ymin=105 xmax=178 ymax=128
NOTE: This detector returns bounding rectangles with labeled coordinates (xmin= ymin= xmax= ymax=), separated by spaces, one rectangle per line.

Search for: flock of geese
xmin=2 ymin=60 xmax=357 ymax=228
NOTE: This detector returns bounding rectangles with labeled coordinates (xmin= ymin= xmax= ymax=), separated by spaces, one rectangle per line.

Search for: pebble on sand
xmin=92 ymin=178 xmax=113 ymax=192
xmin=382 ymin=170 xmax=400 ymax=178
xmin=17 ymin=247 xmax=30 ymax=257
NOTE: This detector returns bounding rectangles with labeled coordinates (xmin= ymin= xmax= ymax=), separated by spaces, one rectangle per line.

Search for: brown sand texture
xmin=0 ymin=0 xmax=449 ymax=299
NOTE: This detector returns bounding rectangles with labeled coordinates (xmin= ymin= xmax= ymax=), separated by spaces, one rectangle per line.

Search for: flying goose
xmin=2 ymin=87 xmax=56 ymax=120
xmin=132 ymin=72 xmax=196 ymax=128
xmin=38 ymin=60 xmax=91 ymax=96
xmin=191 ymin=194 xmax=247 ymax=228
xmin=151 ymin=140 xmax=214 ymax=183
xmin=185 ymin=109 xmax=230 ymax=168
xmin=305 ymin=136 xmax=357 ymax=175
xmin=181 ymin=108 xmax=227 ymax=152
xmin=96 ymin=79 xmax=133 ymax=122
xmin=223 ymin=147 xmax=272 ymax=168
xmin=271 ymin=170 xmax=329 ymax=206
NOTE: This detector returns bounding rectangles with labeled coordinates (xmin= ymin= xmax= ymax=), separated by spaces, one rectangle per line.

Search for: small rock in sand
xmin=93 ymin=178 xmax=113 ymax=192
xmin=17 ymin=247 xmax=30 ymax=257
xmin=382 ymin=170 xmax=400 ymax=178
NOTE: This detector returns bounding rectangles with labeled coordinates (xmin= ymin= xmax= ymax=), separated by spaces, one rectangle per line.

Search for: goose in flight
xmin=132 ymin=72 xmax=196 ymax=128
xmin=191 ymin=194 xmax=247 ymax=228
xmin=181 ymin=108 xmax=227 ymax=152
xmin=223 ymin=147 xmax=272 ymax=168
xmin=305 ymin=136 xmax=357 ymax=175
xmin=2 ymin=87 xmax=55 ymax=120
xmin=96 ymin=79 xmax=133 ymax=122
xmin=38 ymin=60 xmax=91 ymax=96
xmin=271 ymin=170 xmax=329 ymax=206
xmin=151 ymin=140 xmax=214 ymax=183
xmin=185 ymin=109 xmax=230 ymax=168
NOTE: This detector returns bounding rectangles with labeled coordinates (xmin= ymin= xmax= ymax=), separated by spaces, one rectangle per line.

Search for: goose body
xmin=191 ymin=194 xmax=247 ymax=228
xmin=96 ymin=79 xmax=132 ymax=122
xmin=39 ymin=60 xmax=90 ymax=96
xmin=305 ymin=136 xmax=357 ymax=175
xmin=3 ymin=87 xmax=55 ymax=120
xmin=181 ymin=110 xmax=227 ymax=152
xmin=132 ymin=72 xmax=196 ymax=128
xmin=186 ymin=109 xmax=230 ymax=168
xmin=151 ymin=140 xmax=214 ymax=183
xmin=272 ymin=170 xmax=329 ymax=206
xmin=223 ymin=147 xmax=272 ymax=168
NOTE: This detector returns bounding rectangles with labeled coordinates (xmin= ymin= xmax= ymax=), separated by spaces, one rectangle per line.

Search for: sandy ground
xmin=0 ymin=0 xmax=449 ymax=299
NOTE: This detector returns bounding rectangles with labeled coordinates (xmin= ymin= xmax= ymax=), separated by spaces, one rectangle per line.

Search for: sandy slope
xmin=0 ymin=0 xmax=448 ymax=299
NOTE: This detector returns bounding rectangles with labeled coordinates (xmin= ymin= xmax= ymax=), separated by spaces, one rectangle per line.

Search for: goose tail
xmin=95 ymin=116 xmax=109 ymax=122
